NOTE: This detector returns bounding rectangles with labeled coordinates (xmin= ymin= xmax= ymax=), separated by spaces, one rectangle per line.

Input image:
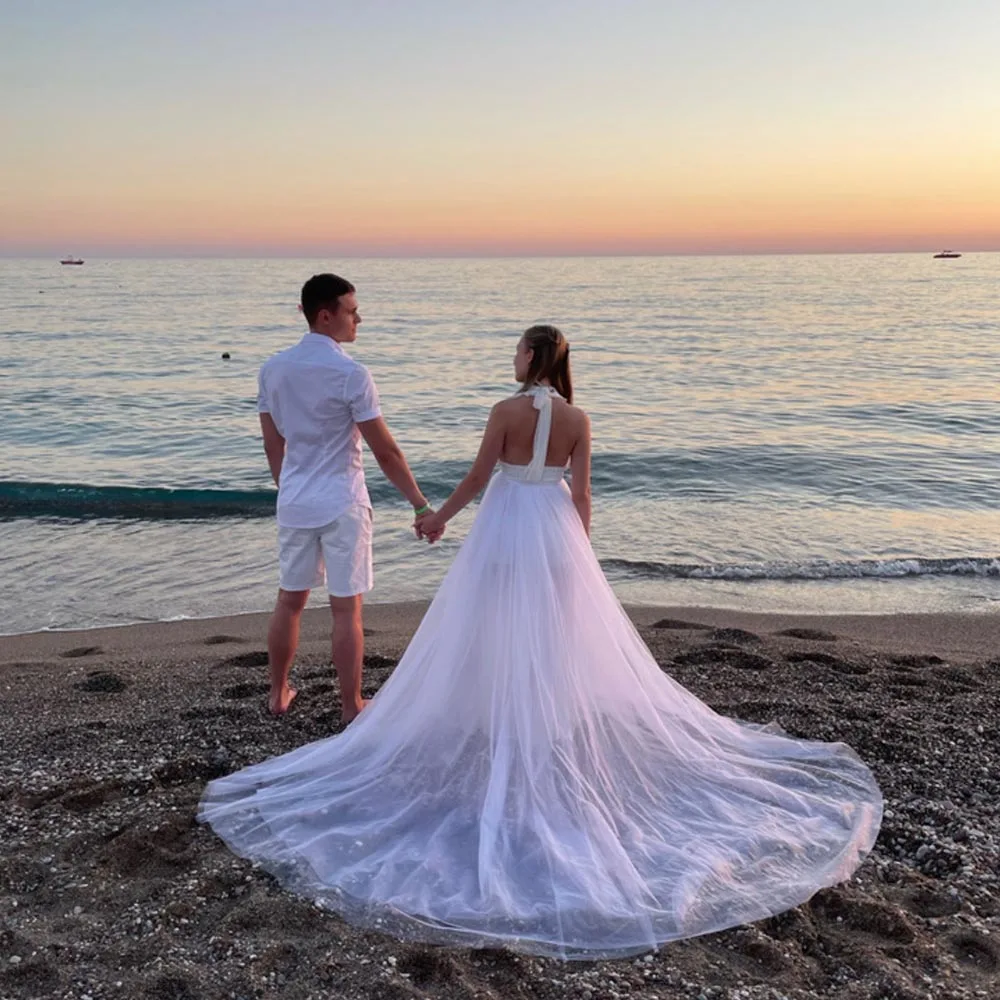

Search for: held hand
xmin=412 ymin=506 xmax=434 ymax=539
xmin=414 ymin=510 xmax=446 ymax=543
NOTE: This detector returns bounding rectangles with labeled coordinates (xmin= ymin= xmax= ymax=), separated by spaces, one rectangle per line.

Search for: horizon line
xmin=3 ymin=247 xmax=997 ymax=261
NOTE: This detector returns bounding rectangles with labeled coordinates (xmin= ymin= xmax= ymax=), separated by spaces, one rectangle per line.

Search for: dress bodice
xmin=498 ymin=461 xmax=567 ymax=484
xmin=498 ymin=384 xmax=567 ymax=484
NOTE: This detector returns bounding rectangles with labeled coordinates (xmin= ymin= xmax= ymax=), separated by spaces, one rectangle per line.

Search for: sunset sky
xmin=3 ymin=0 xmax=999 ymax=256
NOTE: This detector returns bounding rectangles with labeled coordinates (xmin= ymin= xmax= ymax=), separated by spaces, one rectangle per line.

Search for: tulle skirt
xmin=198 ymin=470 xmax=882 ymax=959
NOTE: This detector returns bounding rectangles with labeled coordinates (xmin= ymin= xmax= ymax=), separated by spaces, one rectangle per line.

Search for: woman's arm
xmin=569 ymin=413 xmax=592 ymax=536
xmin=418 ymin=405 xmax=506 ymax=539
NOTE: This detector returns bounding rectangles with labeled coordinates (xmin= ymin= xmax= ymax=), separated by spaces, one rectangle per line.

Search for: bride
xmin=199 ymin=324 xmax=882 ymax=960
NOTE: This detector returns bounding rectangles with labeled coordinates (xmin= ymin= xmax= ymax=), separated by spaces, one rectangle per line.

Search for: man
xmin=257 ymin=273 xmax=438 ymax=721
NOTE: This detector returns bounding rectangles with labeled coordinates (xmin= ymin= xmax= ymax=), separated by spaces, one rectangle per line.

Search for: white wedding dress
xmin=199 ymin=386 xmax=882 ymax=959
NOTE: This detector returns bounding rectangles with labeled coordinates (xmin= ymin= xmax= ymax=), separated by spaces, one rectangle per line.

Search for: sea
xmin=2 ymin=254 xmax=999 ymax=636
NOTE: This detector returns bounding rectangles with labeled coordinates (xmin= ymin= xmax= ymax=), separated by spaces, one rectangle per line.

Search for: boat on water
xmin=59 ymin=256 xmax=84 ymax=265
xmin=933 ymin=250 xmax=961 ymax=259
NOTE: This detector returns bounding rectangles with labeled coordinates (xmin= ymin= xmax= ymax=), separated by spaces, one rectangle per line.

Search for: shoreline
xmin=6 ymin=600 xmax=1000 ymax=665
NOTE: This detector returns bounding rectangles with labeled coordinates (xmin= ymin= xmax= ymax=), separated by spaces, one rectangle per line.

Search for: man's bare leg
xmin=267 ymin=588 xmax=309 ymax=715
xmin=330 ymin=594 xmax=366 ymax=723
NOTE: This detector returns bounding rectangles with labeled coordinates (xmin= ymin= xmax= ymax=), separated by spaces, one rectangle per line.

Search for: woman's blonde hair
xmin=520 ymin=324 xmax=573 ymax=403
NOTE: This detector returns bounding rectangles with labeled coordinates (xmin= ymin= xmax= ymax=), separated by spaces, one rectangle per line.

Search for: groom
xmin=257 ymin=273 xmax=438 ymax=721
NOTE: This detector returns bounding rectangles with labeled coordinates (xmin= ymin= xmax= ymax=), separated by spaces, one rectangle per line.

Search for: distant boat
xmin=60 ymin=255 xmax=84 ymax=265
xmin=933 ymin=250 xmax=961 ymax=259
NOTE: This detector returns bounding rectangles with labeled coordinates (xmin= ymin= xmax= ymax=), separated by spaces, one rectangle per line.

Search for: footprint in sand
xmin=99 ymin=815 xmax=196 ymax=876
xmin=650 ymin=618 xmax=712 ymax=631
xmin=903 ymin=886 xmax=963 ymax=918
xmin=891 ymin=653 xmax=945 ymax=668
xmin=217 ymin=651 xmax=269 ymax=669
xmin=810 ymin=889 xmax=916 ymax=944
xmin=786 ymin=650 xmax=871 ymax=675
xmin=397 ymin=948 xmax=460 ymax=985
xmin=74 ymin=671 xmax=128 ymax=693
xmin=948 ymin=931 xmax=999 ymax=973
xmin=707 ymin=627 xmax=762 ymax=645
xmin=60 ymin=780 xmax=124 ymax=813
xmin=203 ymin=634 xmax=245 ymax=645
xmin=673 ymin=646 xmax=775 ymax=671
xmin=760 ymin=906 xmax=821 ymax=949
xmin=774 ymin=627 xmax=840 ymax=641
xmin=153 ymin=754 xmax=232 ymax=784
xmin=726 ymin=932 xmax=791 ymax=977
xmin=60 ymin=645 xmax=103 ymax=658
xmin=17 ymin=775 xmax=123 ymax=812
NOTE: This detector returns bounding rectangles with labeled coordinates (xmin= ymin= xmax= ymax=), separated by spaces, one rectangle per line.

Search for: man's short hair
xmin=301 ymin=273 xmax=356 ymax=326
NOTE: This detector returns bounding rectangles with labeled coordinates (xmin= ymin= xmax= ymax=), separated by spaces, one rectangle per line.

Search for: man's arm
xmin=260 ymin=413 xmax=285 ymax=487
xmin=356 ymin=416 xmax=428 ymax=511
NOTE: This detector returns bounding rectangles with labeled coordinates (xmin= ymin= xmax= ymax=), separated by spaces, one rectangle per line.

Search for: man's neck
xmin=307 ymin=328 xmax=347 ymax=347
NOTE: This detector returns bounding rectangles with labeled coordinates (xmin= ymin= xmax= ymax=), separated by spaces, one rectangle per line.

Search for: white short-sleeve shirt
xmin=258 ymin=333 xmax=382 ymax=528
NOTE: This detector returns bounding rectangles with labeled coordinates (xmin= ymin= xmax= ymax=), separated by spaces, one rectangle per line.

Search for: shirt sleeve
xmin=346 ymin=364 xmax=382 ymax=423
xmin=256 ymin=365 xmax=271 ymax=414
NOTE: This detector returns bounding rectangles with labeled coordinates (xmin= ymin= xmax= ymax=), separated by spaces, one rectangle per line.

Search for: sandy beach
xmin=3 ymin=602 xmax=1000 ymax=1000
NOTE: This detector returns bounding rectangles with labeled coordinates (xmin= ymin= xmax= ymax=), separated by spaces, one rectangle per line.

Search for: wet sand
xmin=3 ymin=603 xmax=999 ymax=999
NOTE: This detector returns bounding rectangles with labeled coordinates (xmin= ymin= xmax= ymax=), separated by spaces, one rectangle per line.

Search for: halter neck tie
xmin=522 ymin=384 xmax=562 ymax=482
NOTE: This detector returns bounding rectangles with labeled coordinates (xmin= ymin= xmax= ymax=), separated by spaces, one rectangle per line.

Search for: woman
xmin=199 ymin=324 xmax=881 ymax=960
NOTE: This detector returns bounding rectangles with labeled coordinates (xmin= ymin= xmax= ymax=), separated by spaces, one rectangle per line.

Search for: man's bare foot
xmin=268 ymin=686 xmax=297 ymax=716
xmin=341 ymin=698 xmax=369 ymax=724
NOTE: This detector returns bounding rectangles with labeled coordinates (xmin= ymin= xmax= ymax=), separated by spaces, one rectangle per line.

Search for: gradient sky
xmin=3 ymin=0 xmax=999 ymax=255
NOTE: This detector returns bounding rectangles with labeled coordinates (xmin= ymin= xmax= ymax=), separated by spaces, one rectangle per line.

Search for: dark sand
xmin=2 ymin=604 xmax=999 ymax=1000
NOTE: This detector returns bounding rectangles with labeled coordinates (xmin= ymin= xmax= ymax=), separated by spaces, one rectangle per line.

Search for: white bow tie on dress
xmin=522 ymin=384 xmax=563 ymax=482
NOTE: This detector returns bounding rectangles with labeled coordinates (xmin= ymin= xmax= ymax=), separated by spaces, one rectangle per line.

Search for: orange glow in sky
xmin=3 ymin=2 xmax=999 ymax=256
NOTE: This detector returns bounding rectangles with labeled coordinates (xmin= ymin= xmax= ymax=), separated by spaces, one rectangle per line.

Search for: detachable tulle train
xmin=199 ymin=466 xmax=882 ymax=959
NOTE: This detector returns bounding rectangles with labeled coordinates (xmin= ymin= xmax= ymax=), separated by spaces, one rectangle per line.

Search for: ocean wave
xmin=0 ymin=481 xmax=278 ymax=519
xmin=8 ymin=434 xmax=1000 ymax=516
xmin=601 ymin=556 xmax=1000 ymax=582
xmin=0 ymin=477 xmax=458 ymax=520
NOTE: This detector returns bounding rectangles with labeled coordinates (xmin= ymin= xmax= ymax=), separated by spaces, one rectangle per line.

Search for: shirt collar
xmin=302 ymin=331 xmax=346 ymax=355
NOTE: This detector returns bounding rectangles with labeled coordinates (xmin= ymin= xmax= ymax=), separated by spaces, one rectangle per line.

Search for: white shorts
xmin=277 ymin=505 xmax=373 ymax=597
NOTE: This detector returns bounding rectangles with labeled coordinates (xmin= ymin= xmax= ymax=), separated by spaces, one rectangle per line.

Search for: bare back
xmin=497 ymin=393 xmax=586 ymax=467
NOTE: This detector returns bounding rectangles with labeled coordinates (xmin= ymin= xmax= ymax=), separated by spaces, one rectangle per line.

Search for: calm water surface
xmin=2 ymin=254 xmax=999 ymax=633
